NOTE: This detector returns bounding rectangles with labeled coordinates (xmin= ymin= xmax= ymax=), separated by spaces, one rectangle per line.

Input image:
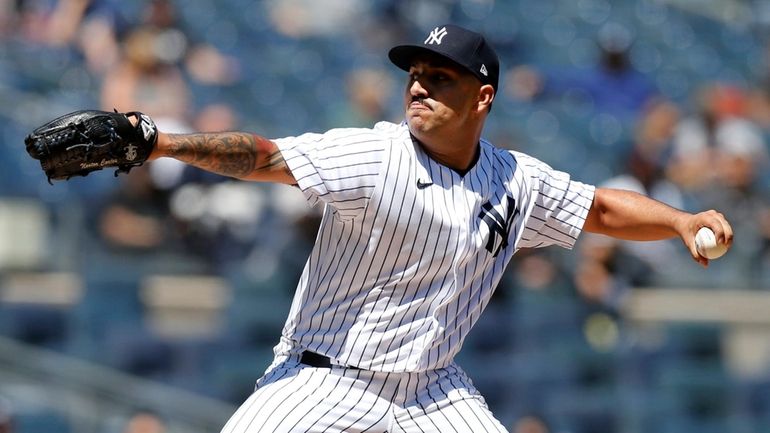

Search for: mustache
xmin=410 ymin=96 xmax=432 ymax=108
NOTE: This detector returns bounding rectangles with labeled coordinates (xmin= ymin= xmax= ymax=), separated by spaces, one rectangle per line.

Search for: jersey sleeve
xmin=516 ymin=154 xmax=596 ymax=250
xmin=273 ymin=127 xmax=387 ymax=220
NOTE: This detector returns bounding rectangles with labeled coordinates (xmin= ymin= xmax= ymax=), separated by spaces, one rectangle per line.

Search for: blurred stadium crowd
xmin=1 ymin=0 xmax=770 ymax=432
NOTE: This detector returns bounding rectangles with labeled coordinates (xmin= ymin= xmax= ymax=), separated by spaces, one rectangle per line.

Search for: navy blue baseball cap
xmin=389 ymin=24 xmax=500 ymax=92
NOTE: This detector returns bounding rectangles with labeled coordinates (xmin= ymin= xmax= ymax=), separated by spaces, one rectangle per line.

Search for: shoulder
xmin=484 ymin=145 xmax=571 ymax=189
xmin=481 ymin=142 xmax=544 ymax=173
xmin=275 ymin=122 xmax=404 ymax=151
xmin=504 ymin=148 xmax=555 ymax=174
xmin=372 ymin=121 xmax=412 ymax=144
xmin=319 ymin=124 xmax=397 ymax=144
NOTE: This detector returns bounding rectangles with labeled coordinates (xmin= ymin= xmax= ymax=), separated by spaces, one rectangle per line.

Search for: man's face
xmin=403 ymin=55 xmax=483 ymax=139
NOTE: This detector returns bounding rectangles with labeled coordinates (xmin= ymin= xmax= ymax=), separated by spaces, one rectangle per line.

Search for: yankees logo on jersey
xmin=479 ymin=194 xmax=519 ymax=257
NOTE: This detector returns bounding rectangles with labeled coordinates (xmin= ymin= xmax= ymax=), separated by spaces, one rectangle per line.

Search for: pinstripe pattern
xmin=219 ymin=356 xmax=508 ymax=433
xmin=221 ymin=121 xmax=596 ymax=431
xmin=272 ymin=121 xmax=594 ymax=373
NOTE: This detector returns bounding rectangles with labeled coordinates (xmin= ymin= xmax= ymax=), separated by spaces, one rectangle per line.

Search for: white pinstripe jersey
xmin=272 ymin=121 xmax=595 ymax=373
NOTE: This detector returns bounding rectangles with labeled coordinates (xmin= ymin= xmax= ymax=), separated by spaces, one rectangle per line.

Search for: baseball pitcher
xmin=25 ymin=24 xmax=732 ymax=432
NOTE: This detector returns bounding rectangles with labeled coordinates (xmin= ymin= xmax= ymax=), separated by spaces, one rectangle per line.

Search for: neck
xmin=412 ymin=134 xmax=480 ymax=174
xmin=407 ymin=112 xmax=486 ymax=173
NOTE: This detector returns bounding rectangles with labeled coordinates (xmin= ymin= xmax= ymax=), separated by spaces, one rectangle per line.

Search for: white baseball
xmin=695 ymin=227 xmax=728 ymax=260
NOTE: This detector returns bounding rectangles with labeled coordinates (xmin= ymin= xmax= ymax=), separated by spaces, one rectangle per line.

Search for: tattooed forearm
xmin=257 ymin=148 xmax=286 ymax=172
xmin=165 ymin=132 xmax=258 ymax=177
xmin=163 ymin=132 xmax=290 ymax=180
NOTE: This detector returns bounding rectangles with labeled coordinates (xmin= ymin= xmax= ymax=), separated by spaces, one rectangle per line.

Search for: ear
xmin=477 ymin=84 xmax=495 ymax=113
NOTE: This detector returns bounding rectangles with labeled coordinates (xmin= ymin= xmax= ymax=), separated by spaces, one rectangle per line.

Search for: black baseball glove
xmin=24 ymin=110 xmax=158 ymax=182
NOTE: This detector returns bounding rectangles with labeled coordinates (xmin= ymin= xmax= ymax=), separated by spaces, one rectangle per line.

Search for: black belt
xmin=300 ymin=351 xmax=361 ymax=370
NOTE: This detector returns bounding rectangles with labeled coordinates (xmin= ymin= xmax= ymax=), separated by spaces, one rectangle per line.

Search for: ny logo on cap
xmin=425 ymin=26 xmax=448 ymax=45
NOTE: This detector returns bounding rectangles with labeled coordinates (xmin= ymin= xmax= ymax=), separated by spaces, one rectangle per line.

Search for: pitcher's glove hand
xmin=24 ymin=110 xmax=158 ymax=182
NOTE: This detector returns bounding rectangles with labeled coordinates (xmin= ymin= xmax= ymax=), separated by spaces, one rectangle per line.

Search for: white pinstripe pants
xmin=219 ymin=355 xmax=508 ymax=433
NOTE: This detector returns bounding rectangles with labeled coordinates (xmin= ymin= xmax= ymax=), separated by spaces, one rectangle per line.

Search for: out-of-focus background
xmin=1 ymin=0 xmax=769 ymax=432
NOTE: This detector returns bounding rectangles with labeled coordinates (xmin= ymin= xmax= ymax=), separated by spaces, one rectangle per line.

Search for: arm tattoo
xmin=164 ymin=132 xmax=289 ymax=179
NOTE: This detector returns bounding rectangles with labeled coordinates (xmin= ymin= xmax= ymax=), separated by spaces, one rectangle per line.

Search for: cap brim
xmin=388 ymin=44 xmax=492 ymax=92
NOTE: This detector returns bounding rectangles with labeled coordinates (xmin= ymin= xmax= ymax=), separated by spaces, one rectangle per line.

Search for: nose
xmin=409 ymin=78 xmax=428 ymax=97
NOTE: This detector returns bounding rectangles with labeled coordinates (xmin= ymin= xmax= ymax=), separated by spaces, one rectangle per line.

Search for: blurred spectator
xmin=667 ymin=81 xmax=770 ymax=285
xmin=100 ymin=25 xmax=192 ymax=130
xmin=329 ymin=67 xmax=398 ymax=127
xmin=139 ymin=0 xmax=238 ymax=86
xmin=713 ymin=119 xmax=769 ymax=191
xmin=511 ymin=414 xmax=550 ymax=433
xmin=506 ymin=249 xmax=574 ymax=297
xmin=119 ymin=409 xmax=166 ymax=433
xmin=7 ymin=0 xmax=55 ymax=44
xmin=632 ymin=98 xmax=681 ymax=176
xmin=667 ymin=83 xmax=759 ymax=190
xmin=39 ymin=0 xmax=128 ymax=74
xmin=348 ymin=2 xmax=411 ymax=54
xmin=193 ymin=103 xmax=238 ymax=133
xmin=694 ymin=118 xmax=769 ymax=284
xmin=506 ymin=23 xmax=658 ymax=121
xmin=87 ymin=164 xmax=179 ymax=255
xmin=99 ymin=0 xmax=241 ymax=129
xmin=46 ymin=0 xmax=93 ymax=46
xmin=573 ymin=234 xmax=637 ymax=312
xmin=157 ymin=102 xmax=272 ymax=269
xmin=583 ymin=99 xmax=685 ymax=284
xmin=265 ymin=0 xmax=369 ymax=38
xmin=166 ymin=180 xmax=268 ymax=269
xmin=619 ymin=98 xmax=684 ymax=209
